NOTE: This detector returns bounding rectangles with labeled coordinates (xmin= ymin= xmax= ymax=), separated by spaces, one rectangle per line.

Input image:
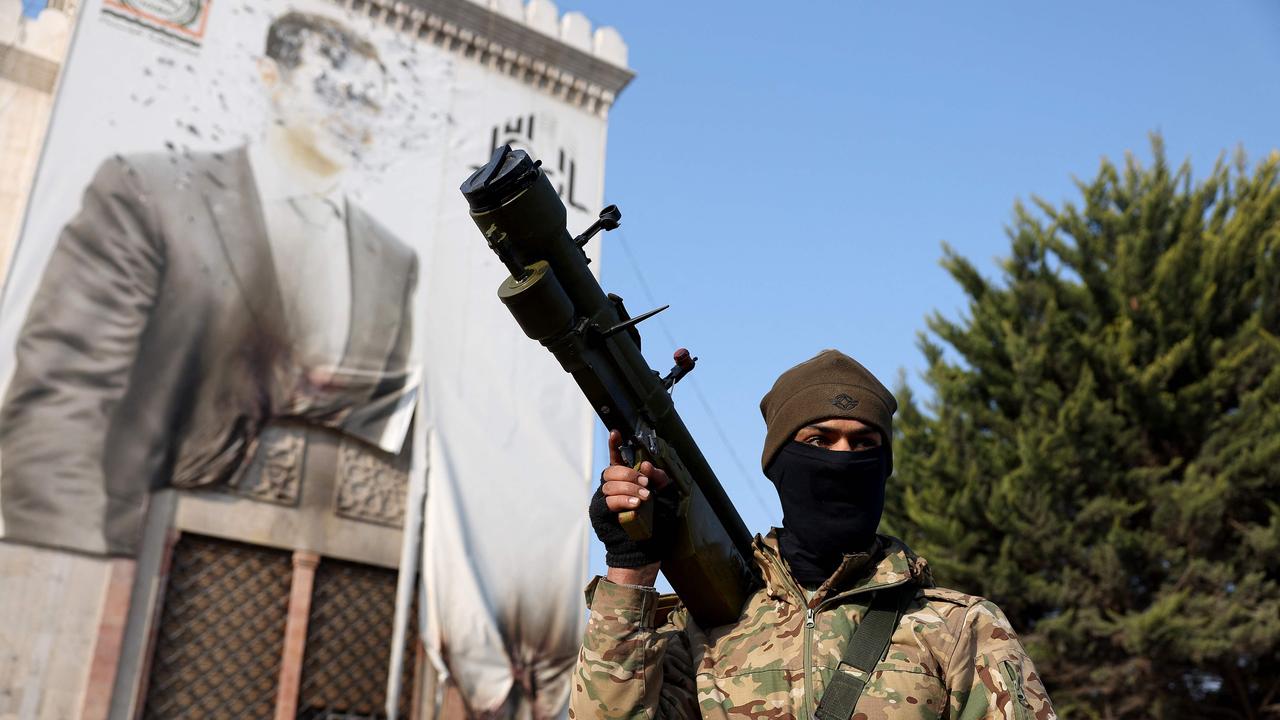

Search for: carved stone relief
xmin=333 ymin=439 xmax=409 ymax=527
xmin=224 ymin=425 xmax=304 ymax=505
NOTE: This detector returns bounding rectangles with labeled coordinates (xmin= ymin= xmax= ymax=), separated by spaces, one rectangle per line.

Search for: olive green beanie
xmin=758 ymin=349 xmax=898 ymax=472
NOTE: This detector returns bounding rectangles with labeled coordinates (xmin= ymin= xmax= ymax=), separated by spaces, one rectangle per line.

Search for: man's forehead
xmin=806 ymin=418 xmax=877 ymax=433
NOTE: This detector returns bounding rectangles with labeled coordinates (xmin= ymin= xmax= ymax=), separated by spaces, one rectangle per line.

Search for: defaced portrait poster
xmin=0 ymin=0 xmax=608 ymax=713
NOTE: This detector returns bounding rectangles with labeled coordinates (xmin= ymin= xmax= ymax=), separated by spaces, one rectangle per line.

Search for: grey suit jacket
xmin=0 ymin=147 xmax=418 ymax=555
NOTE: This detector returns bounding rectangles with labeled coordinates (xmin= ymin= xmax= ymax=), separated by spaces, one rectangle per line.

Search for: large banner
xmin=0 ymin=0 xmax=605 ymax=714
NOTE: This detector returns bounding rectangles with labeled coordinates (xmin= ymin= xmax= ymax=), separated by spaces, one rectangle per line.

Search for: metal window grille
xmin=142 ymin=533 xmax=293 ymax=719
xmin=297 ymin=558 xmax=418 ymax=720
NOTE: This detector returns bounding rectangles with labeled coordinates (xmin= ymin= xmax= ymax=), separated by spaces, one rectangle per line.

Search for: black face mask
xmin=764 ymin=442 xmax=888 ymax=585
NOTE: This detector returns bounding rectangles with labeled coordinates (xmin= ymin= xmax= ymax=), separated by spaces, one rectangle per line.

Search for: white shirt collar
xmin=248 ymin=141 xmax=345 ymax=208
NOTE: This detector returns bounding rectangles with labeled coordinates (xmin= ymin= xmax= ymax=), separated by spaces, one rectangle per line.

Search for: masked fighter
xmin=575 ymin=350 xmax=1057 ymax=719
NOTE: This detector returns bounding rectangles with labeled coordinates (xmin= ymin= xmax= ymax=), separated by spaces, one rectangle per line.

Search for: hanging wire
xmin=612 ymin=228 xmax=775 ymax=520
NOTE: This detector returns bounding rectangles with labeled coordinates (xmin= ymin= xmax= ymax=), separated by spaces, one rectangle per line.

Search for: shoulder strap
xmin=812 ymin=585 xmax=912 ymax=720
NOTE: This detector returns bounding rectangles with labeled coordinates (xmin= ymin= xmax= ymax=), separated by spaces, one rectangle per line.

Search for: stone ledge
xmin=338 ymin=0 xmax=635 ymax=117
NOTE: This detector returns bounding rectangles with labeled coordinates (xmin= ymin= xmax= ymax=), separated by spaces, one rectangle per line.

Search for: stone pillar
xmin=0 ymin=2 xmax=74 ymax=276
xmin=123 ymin=526 xmax=181 ymax=720
xmin=274 ymin=550 xmax=320 ymax=720
xmin=79 ymin=559 xmax=136 ymax=720
xmin=0 ymin=543 xmax=112 ymax=720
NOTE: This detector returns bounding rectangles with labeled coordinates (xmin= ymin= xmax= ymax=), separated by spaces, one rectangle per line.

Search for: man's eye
xmin=804 ymin=436 xmax=827 ymax=446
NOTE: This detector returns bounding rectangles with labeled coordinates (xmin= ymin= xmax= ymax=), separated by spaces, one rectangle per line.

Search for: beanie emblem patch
xmin=831 ymin=393 xmax=859 ymax=411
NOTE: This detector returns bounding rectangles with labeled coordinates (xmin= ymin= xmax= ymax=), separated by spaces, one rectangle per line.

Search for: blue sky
xmin=568 ymin=1 xmax=1280 ymax=578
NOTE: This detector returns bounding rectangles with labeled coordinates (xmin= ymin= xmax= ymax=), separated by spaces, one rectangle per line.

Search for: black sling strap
xmin=812 ymin=585 xmax=913 ymax=720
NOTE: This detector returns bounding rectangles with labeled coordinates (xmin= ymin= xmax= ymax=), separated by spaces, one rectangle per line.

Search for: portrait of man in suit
xmin=0 ymin=10 xmax=419 ymax=555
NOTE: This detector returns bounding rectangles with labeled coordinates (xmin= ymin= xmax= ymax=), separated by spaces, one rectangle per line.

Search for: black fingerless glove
xmin=589 ymin=485 xmax=680 ymax=568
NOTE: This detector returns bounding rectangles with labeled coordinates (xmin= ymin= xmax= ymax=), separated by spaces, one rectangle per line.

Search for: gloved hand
xmin=590 ymin=430 xmax=678 ymax=569
xmin=589 ymin=482 xmax=679 ymax=568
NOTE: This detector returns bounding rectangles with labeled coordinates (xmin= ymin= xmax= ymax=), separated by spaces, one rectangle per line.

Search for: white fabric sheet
xmin=417 ymin=61 xmax=608 ymax=716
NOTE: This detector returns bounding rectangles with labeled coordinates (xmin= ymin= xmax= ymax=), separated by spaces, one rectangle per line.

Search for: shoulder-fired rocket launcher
xmin=460 ymin=145 xmax=759 ymax=627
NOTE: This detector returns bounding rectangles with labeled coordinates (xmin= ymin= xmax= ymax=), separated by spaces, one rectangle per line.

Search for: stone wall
xmin=0 ymin=1 xmax=73 ymax=279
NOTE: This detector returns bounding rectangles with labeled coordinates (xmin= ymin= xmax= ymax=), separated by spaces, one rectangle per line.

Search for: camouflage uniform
xmin=571 ymin=532 xmax=1056 ymax=720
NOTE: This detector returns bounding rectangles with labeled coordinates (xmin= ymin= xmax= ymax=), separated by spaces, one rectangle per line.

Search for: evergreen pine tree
xmin=885 ymin=137 xmax=1280 ymax=719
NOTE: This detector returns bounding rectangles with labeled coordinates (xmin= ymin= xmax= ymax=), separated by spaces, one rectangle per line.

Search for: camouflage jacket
xmin=571 ymin=532 xmax=1056 ymax=720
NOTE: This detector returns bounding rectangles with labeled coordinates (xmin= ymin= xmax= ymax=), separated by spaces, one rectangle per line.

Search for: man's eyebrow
xmin=804 ymin=424 xmax=878 ymax=436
